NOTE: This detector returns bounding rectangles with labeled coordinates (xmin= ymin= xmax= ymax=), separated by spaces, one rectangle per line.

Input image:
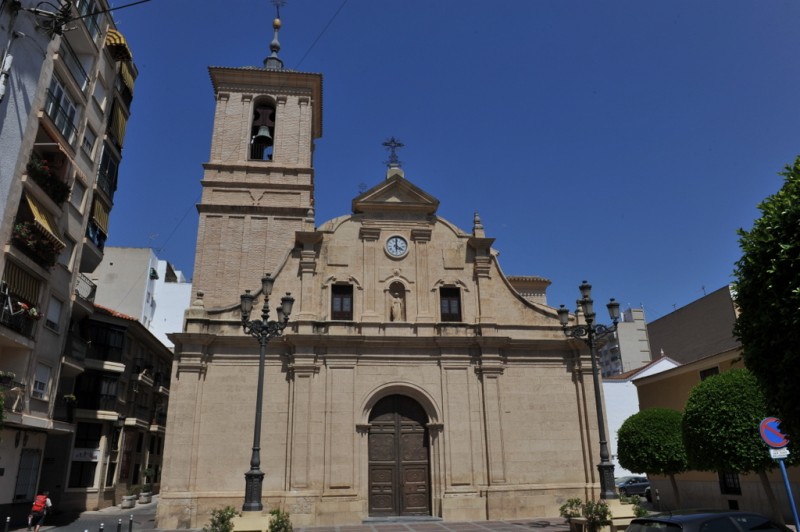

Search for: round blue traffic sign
xmin=759 ymin=417 xmax=789 ymax=448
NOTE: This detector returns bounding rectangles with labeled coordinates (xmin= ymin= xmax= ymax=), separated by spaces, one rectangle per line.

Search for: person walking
xmin=29 ymin=490 xmax=52 ymax=532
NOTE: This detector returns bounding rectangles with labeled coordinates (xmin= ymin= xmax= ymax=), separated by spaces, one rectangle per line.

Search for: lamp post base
xmin=242 ymin=469 xmax=265 ymax=512
xmin=598 ymin=462 xmax=618 ymax=500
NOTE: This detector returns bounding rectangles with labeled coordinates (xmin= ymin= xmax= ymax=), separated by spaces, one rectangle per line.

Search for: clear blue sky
xmin=108 ymin=0 xmax=800 ymax=322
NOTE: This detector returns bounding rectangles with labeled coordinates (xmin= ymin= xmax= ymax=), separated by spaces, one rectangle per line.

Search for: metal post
xmin=5 ymin=515 xmax=10 ymax=532
xmin=128 ymin=514 xmax=133 ymax=532
xmin=587 ymin=333 xmax=617 ymax=500
xmin=239 ymin=277 xmax=293 ymax=513
xmin=242 ymin=334 xmax=268 ymax=512
xmin=778 ymin=459 xmax=800 ymax=528
xmin=99 ymin=523 xmax=104 ymax=532
xmin=558 ymin=282 xmax=620 ymax=501
xmin=117 ymin=518 xmax=122 ymax=532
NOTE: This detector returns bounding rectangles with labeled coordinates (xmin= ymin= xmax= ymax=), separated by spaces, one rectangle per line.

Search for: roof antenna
xmin=264 ymin=0 xmax=286 ymax=70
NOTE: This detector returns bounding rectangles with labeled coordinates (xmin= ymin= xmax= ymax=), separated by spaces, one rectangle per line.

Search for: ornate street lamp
xmin=240 ymin=274 xmax=294 ymax=512
xmin=557 ymin=280 xmax=621 ymax=500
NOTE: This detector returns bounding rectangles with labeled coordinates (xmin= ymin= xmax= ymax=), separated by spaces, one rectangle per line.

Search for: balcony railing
xmin=85 ymin=220 xmax=107 ymax=251
xmin=73 ymin=0 xmax=101 ymax=41
xmin=86 ymin=344 xmax=122 ymax=363
xmin=96 ymin=168 xmax=116 ymax=200
xmin=59 ymin=39 xmax=89 ymax=91
xmin=0 ymin=292 xmax=36 ymax=338
xmin=44 ymin=90 xmax=78 ymax=146
xmin=75 ymin=273 xmax=96 ymax=303
xmin=65 ymin=333 xmax=88 ymax=363
xmin=78 ymin=393 xmax=117 ymax=411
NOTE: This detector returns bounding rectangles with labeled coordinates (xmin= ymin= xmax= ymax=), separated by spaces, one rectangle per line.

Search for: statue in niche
xmin=391 ymin=293 xmax=404 ymax=322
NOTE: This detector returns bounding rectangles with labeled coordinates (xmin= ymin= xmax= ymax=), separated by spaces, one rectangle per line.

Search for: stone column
xmin=412 ymin=229 xmax=433 ymax=322
xmin=359 ymin=227 xmax=381 ymax=321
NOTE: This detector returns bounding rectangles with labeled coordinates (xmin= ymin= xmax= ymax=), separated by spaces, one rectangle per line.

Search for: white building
xmin=90 ymin=247 xmax=192 ymax=349
xmin=603 ymin=356 xmax=680 ymax=477
xmin=600 ymin=307 xmax=653 ymax=377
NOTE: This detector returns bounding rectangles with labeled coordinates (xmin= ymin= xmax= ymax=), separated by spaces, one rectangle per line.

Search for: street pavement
xmin=3 ymin=497 xmax=570 ymax=532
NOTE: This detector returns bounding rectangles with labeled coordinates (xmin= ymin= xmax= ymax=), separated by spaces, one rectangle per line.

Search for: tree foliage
xmin=733 ymin=157 xmax=800 ymax=439
xmin=682 ymin=369 xmax=774 ymax=472
xmin=618 ymin=408 xmax=687 ymax=475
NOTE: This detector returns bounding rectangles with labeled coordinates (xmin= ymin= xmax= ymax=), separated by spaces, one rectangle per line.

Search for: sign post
xmin=759 ymin=417 xmax=799 ymax=527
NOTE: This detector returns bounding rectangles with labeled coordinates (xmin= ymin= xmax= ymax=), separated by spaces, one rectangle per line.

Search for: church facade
xmin=156 ymin=21 xmax=606 ymax=529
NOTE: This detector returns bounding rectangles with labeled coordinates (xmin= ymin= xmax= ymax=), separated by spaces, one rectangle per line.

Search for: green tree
xmin=733 ymin=157 xmax=800 ymax=439
xmin=618 ymin=408 xmax=687 ymax=505
xmin=682 ymin=369 xmax=783 ymax=521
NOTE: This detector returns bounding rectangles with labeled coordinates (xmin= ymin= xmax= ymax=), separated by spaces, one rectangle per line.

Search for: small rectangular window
xmin=45 ymin=296 xmax=63 ymax=331
xmin=700 ymin=367 xmax=720 ymax=380
xmin=440 ymin=287 xmax=462 ymax=322
xmin=719 ymin=471 xmax=741 ymax=495
xmin=70 ymin=180 xmax=86 ymax=211
xmin=32 ymin=363 xmax=51 ymax=400
xmin=82 ymin=128 xmax=97 ymax=156
xmin=58 ymin=238 xmax=75 ymax=269
xmin=331 ymin=284 xmax=353 ymax=320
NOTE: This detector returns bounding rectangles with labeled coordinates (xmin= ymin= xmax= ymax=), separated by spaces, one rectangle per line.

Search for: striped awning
xmin=2 ymin=261 xmax=41 ymax=305
xmin=24 ymin=193 xmax=65 ymax=250
xmin=105 ymin=29 xmax=132 ymax=62
xmin=119 ymin=61 xmax=136 ymax=93
xmin=92 ymin=197 xmax=110 ymax=235
xmin=110 ymin=102 xmax=128 ymax=147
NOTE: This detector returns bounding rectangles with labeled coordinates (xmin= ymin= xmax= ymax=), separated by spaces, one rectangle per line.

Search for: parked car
xmin=626 ymin=511 xmax=791 ymax=532
xmin=615 ymin=475 xmax=650 ymax=497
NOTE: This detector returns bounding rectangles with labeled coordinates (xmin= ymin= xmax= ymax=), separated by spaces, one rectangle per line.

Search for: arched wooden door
xmin=368 ymin=395 xmax=430 ymax=516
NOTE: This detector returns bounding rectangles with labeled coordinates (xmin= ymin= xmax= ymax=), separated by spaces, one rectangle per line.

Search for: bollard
xmin=117 ymin=518 xmax=122 ymax=532
xmin=128 ymin=514 xmax=133 ymax=532
xmin=100 ymin=523 xmax=104 ymax=532
xmin=5 ymin=515 xmax=11 ymax=532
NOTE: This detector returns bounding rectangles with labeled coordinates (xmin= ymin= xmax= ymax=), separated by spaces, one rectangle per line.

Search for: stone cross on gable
xmin=382 ymin=137 xmax=404 ymax=169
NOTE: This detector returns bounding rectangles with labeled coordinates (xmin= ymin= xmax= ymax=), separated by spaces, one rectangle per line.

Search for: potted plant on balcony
xmin=12 ymin=222 xmax=60 ymax=268
xmin=0 ymin=370 xmax=16 ymax=386
xmin=27 ymin=155 xmax=70 ymax=205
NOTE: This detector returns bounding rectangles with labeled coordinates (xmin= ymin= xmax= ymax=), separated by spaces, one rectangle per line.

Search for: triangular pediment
xmin=352 ymin=173 xmax=440 ymax=215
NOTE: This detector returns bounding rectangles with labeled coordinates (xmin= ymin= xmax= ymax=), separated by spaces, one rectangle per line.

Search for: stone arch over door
xmin=367 ymin=394 xmax=431 ymax=517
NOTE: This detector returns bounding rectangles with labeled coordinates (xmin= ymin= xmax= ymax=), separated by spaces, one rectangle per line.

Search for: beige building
xmin=634 ymin=289 xmax=799 ymax=523
xmin=157 ymin=21 xmax=611 ymax=528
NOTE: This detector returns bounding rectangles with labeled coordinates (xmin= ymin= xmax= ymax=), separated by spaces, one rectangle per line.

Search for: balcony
xmin=72 ymin=273 xmax=96 ymax=318
xmin=44 ymin=89 xmax=78 ymax=147
xmin=59 ymin=39 xmax=89 ymax=92
xmin=96 ymin=168 xmax=116 ymax=201
xmin=26 ymin=154 xmax=71 ymax=205
xmin=77 ymin=393 xmax=117 ymax=412
xmin=62 ymin=333 xmax=88 ymax=375
xmin=0 ymin=291 xmax=38 ymax=338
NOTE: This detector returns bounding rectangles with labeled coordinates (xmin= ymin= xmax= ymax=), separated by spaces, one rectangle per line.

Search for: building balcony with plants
xmin=26 ymin=153 xmax=71 ymax=206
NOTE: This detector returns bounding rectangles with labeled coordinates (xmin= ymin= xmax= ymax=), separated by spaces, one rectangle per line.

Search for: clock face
xmin=386 ymin=236 xmax=408 ymax=257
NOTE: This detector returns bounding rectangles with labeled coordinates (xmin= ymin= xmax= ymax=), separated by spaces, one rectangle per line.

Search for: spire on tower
xmin=264 ymin=0 xmax=286 ymax=70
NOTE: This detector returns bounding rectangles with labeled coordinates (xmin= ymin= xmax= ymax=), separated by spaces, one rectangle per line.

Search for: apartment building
xmin=0 ymin=0 xmax=136 ymax=514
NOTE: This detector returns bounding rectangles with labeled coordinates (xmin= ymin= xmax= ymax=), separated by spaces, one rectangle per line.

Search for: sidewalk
xmin=4 ymin=497 xmax=569 ymax=532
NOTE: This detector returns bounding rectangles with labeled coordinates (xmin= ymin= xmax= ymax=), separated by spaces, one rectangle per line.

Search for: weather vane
xmin=272 ymin=0 xmax=287 ymax=17
xmin=382 ymin=137 xmax=404 ymax=169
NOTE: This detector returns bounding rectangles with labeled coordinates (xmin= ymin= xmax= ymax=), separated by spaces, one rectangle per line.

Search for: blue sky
xmin=108 ymin=0 xmax=800 ymax=322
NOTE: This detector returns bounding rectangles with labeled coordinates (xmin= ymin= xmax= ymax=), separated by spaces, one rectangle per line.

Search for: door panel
xmin=368 ymin=395 xmax=430 ymax=516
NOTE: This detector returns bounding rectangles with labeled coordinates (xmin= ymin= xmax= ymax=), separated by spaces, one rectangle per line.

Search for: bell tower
xmin=191 ymin=12 xmax=322 ymax=308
